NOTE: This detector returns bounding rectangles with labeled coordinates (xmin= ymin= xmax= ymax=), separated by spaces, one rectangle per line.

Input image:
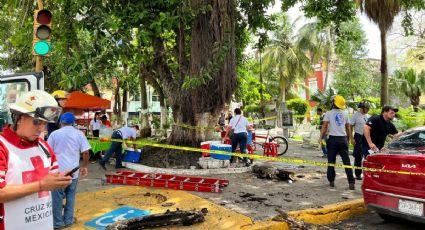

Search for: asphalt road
xmin=332 ymin=210 xmax=425 ymax=230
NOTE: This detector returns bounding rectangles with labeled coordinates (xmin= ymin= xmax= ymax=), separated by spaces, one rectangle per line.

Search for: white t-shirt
xmin=350 ymin=111 xmax=369 ymax=135
xmin=229 ymin=115 xmax=249 ymax=134
xmin=47 ymin=126 xmax=91 ymax=179
xmin=90 ymin=119 xmax=102 ymax=130
xmin=118 ymin=126 xmax=137 ymax=140
xmin=323 ymin=109 xmax=349 ymax=136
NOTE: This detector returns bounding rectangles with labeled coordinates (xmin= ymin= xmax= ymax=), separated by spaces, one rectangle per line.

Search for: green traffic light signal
xmin=33 ymin=9 xmax=52 ymax=56
xmin=34 ymin=41 xmax=50 ymax=55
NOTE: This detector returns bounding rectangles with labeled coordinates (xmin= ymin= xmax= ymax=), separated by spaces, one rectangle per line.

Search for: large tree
xmin=358 ymin=0 xmax=401 ymax=106
xmin=75 ymin=0 xmax=276 ymax=166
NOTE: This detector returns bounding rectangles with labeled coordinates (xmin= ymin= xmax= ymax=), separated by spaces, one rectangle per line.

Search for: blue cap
xmin=60 ymin=112 xmax=76 ymax=124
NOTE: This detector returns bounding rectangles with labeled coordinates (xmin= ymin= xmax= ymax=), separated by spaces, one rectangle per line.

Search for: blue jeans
xmin=100 ymin=131 xmax=123 ymax=168
xmin=52 ymin=179 xmax=78 ymax=228
xmin=231 ymin=132 xmax=248 ymax=162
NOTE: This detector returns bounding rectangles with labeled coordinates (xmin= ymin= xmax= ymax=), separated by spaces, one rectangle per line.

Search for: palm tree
xmin=358 ymin=0 xmax=401 ymax=106
xmin=298 ymin=21 xmax=336 ymax=90
xmin=310 ymin=88 xmax=337 ymax=110
xmin=392 ymin=68 xmax=425 ymax=112
xmin=262 ymin=14 xmax=314 ymax=125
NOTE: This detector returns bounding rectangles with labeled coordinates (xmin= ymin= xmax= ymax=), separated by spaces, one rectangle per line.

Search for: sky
xmin=269 ymin=1 xmax=382 ymax=60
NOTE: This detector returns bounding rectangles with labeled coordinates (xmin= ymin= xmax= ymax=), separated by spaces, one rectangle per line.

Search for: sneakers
xmin=349 ymin=183 xmax=355 ymax=190
xmin=329 ymin=181 xmax=335 ymax=188
xmin=99 ymin=161 xmax=107 ymax=170
xmin=244 ymin=159 xmax=252 ymax=167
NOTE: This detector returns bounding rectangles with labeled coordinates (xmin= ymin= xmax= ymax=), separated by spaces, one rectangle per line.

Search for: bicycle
xmin=251 ymin=126 xmax=289 ymax=156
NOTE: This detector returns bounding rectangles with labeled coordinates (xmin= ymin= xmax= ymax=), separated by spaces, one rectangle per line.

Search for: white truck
xmin=0 ymin=72 xmax=44 ymax=130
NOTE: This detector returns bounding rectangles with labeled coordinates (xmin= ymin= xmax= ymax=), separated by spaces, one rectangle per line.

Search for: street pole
xmin=35 ymin=0 xmax=43 ymax=72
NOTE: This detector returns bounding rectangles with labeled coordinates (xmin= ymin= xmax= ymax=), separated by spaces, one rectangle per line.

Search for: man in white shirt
xmin=47 ymin=112 xmax=90 ymax=229
xmin=350 ymin=101 xmax=370 ymax=180
xmin=318 ymin=95 xmax=355 ymax=190
xmin=99 ymin=125 xmax=138 ymax=170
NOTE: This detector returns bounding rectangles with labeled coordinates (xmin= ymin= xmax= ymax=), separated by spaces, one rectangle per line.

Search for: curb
xmin=287 ymin=198 xmax=366 ymax=225
xmin=123 ymin=162 xmax=252 ymax=175
xmin=241 ymin=220 xmax=290 ymax=230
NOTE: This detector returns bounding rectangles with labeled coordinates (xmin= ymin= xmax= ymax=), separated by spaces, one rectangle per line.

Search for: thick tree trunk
xmin=122 ymin=87 xmax=128 ymax=112
xmin=139 ymin=79 xmax=151 ymax=137
xmin=90 ymin=78 xmax=101 ymax=97
xmin=144 ymin=0 xmax=236 ymax=168
xmin=121 ymin=63 xmax=128 ymax=113
xmin=113 ymin=79 xmax=121 ymax=125
xmin=380 ymin=29 xmax=389 ymax=106
xmin=139 ymin=64 xmax=152 ymax=138
xmin=159 ymin=0 xmax=236 ymax=146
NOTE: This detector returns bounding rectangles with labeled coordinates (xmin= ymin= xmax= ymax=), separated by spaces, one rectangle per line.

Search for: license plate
xmin=398 ymin=199 xmax=424 ymax=216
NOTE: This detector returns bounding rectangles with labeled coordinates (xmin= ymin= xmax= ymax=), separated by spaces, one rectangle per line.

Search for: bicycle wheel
xmin=271 ymin=136 xmax=288 ymax=156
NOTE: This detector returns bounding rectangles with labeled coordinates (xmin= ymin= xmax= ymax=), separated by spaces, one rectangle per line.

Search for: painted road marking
xmin=84 ymin=206 xmax=150 ymax=229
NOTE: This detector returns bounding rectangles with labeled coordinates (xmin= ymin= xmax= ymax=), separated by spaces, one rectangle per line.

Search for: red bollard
xmin=263 ymin=142 xmax=278 ymax=157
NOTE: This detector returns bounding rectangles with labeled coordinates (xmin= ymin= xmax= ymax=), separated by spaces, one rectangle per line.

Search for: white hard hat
xmin=8 ymin=90 xmax=62 ymax=123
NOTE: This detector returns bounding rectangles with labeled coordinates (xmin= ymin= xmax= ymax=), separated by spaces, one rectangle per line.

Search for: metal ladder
xmin=105 ymin=171 xmax=229 ymax=193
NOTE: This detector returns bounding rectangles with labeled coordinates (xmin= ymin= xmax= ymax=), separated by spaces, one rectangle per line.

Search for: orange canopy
xmin=64 ymin=91 xmax=110 ymax=110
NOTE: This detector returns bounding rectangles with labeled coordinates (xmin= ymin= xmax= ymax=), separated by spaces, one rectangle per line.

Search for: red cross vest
xmin=0 ymin=136 xmax=56 ymax=230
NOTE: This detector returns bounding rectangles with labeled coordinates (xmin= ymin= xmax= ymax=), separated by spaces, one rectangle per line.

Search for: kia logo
xmin=401 ymin=164 xmax=416 ymax=169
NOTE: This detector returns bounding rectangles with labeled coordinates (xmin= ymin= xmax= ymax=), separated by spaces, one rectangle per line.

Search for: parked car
xmin=362 ymin=126 xmax=425 ymax=223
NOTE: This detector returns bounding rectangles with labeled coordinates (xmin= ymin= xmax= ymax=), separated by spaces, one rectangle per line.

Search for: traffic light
xmin=32 ymin=9 xmax=52 ymax=56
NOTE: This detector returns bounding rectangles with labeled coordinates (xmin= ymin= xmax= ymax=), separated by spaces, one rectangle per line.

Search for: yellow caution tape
xmin=173 ymin=123 xmax=217 ymax=131
xmin=90 ymin=136 xmax=425 ymax=177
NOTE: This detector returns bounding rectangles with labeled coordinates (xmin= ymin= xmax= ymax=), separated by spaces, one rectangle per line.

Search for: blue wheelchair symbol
xmin=85 ymin=206 xmax=150 ymax=229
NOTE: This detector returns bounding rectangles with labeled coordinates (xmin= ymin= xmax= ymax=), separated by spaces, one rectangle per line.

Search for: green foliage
xmin=282 ymin=0 xmax=357 ymax=31
xmin=286 ymin=98 xmax=309 ymax=123
xmin=151 ymin=116 xmax=161 ymax=129
xmin=282 ymin=0 xmax=425 ymax=36
xmin=391 ymin=68 xmax=425 ymax=109
xmin=310 ymin=88 xmax=336 ymax=109
xmin=235 ymin=58 xmax=271 ymax=106
xmin=333 ymin=18 xmax=380 ymax=100
xmin=287 ymin=98 xmax=309 ymax=115
xmin=393 ymin=107 xmax=425 ymax=131
xmin=244 ymin=104 xmax=272 ymax=113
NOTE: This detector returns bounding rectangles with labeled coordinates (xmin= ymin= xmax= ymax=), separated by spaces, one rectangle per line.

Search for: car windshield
xmin=388 ymin=130 xmax=425 ymax=150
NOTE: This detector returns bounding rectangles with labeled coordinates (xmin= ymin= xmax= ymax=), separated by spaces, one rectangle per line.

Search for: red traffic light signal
xmin=36 ymin=10 xmax=52 ymax=24
xmin=33 ymin=9 xmax=52 ymax=56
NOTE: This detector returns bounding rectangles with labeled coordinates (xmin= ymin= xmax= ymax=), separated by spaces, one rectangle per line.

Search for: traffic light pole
xmin=35 ymin=0 xmax=43 ymax=72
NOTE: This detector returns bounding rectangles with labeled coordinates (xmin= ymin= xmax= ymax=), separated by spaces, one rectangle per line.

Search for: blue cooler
xmin=123 ymin=148 xmax=141 ymax=163
xmin=247 ymin=131 xmax=253 ymax=145
xmin=210 ymin=144 xmax=232 ymax=160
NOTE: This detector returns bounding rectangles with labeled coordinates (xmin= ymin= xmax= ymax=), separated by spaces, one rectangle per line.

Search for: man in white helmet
xmin=0 ymin=90 xmax=72 ymax=230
